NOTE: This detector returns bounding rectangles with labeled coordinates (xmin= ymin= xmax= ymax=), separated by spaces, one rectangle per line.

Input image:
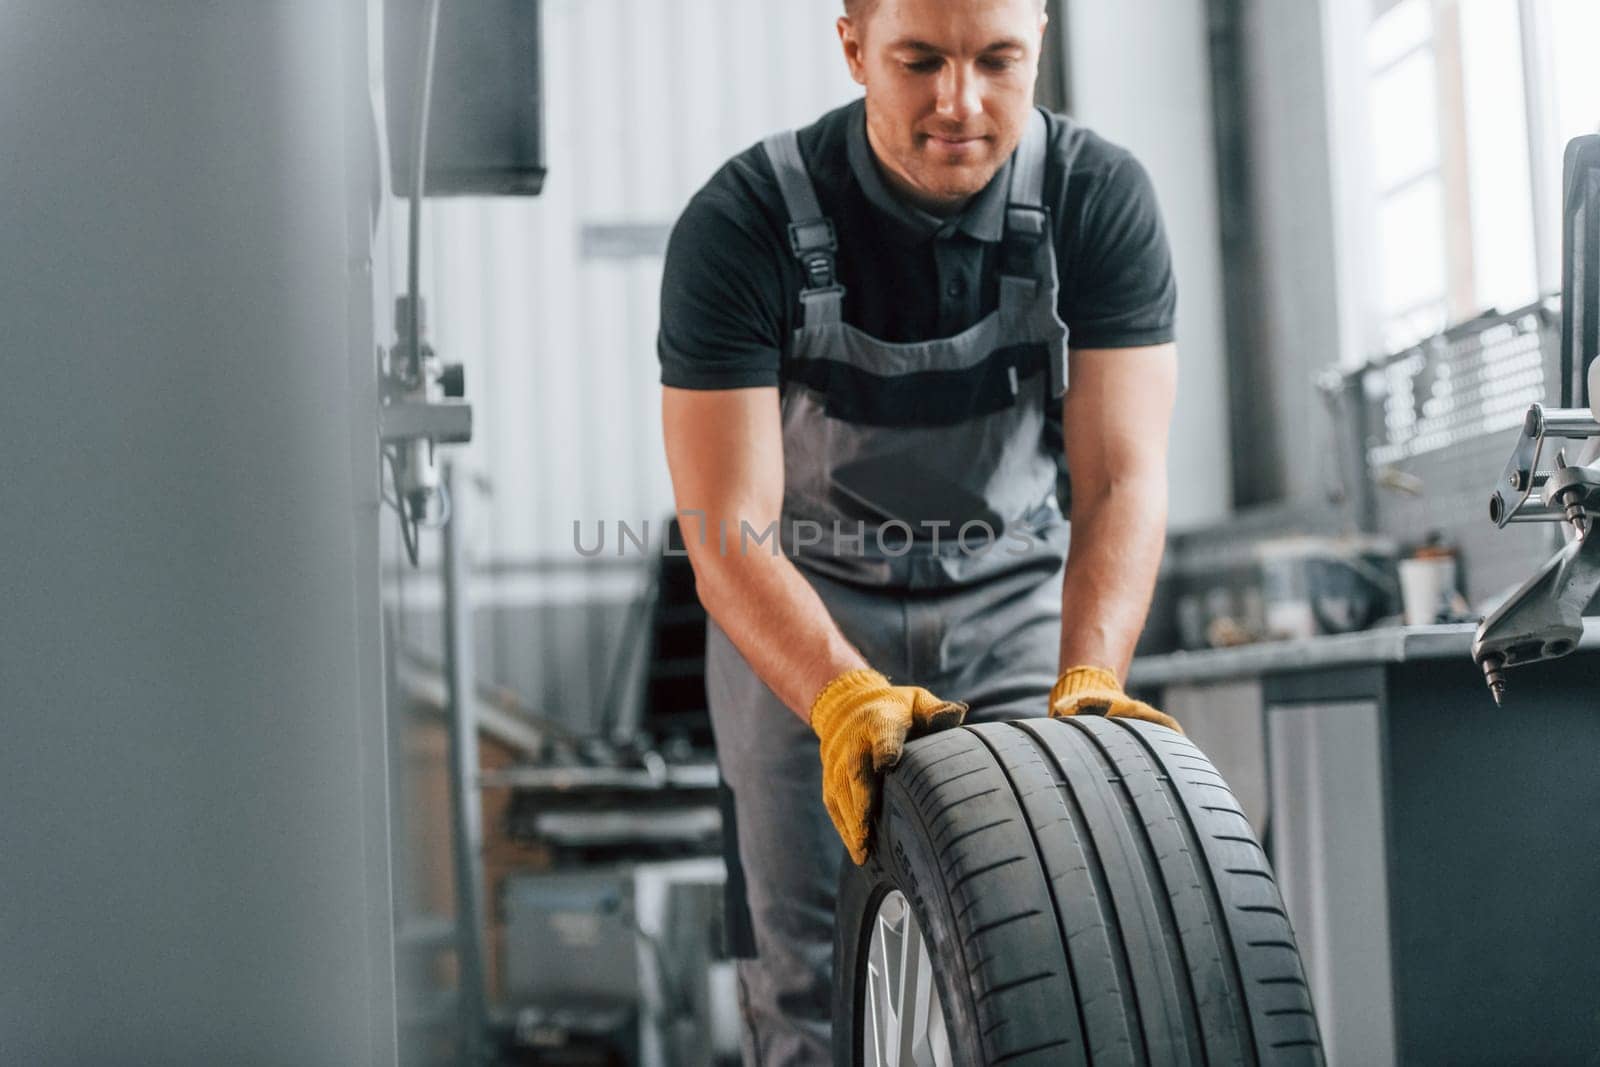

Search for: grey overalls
xmin=705 ymin=108 xmax=1072 ymax=1065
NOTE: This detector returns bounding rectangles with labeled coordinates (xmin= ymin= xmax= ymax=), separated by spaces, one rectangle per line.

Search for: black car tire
xmin=833 ymin=716 xmax=1324 ymax=1066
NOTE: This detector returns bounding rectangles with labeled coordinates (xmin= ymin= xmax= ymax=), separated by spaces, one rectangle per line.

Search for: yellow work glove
xmin=810 ymin=668 xmax=968 ymax=865
xmin=1049 ymin=664 xmax=1183 ymax=733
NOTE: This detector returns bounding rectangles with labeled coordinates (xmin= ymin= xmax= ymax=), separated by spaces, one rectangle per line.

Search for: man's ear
xmin=837 ymin=16 xmax=867 ymax=86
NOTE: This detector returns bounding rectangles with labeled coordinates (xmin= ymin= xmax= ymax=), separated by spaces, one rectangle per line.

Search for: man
xmin=658 ymin=0 xmax=1180 ymax=1060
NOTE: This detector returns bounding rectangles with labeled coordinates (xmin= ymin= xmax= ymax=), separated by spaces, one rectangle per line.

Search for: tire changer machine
xmin=1473 ymin=136 xmax=1600 ymax=700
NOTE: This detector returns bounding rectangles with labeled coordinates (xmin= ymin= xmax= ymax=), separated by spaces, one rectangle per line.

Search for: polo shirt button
xmin=945 ymin=278 xmax=965 ymax=298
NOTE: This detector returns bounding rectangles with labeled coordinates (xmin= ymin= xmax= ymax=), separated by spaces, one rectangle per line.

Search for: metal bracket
xmin=379 ymin=399 xmax=472 ymax=445
xmin=1489 ymin=403 xmax=1600 ymax=527
xmin=1472 ymin=528 xmax=1600 ymax=701
xmin=1475 ymin=409 xmax=1600 ymax=702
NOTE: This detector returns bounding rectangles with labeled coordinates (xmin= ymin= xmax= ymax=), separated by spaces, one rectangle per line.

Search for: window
xmin=1362 ymin=0 xmax=1600 ymax=355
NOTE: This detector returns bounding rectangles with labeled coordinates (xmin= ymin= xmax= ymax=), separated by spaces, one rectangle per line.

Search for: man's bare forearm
xmin=1058 ymin=481 xmax=1168 ymax=680
xmin=686 ymin=522 xmax=869 ymax=722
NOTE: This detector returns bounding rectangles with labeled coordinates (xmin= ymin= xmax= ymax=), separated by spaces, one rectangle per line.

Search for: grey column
xmin=0 ymin=2 xmax=397 ymax=1064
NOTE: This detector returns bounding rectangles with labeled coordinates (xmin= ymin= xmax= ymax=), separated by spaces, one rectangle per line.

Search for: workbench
xmin=1130 ymin=621 xmax=1600 ymax=1067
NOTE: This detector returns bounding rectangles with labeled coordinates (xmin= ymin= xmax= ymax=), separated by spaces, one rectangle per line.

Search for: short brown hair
xmin=844 ymin=0 xmax=1045 ymax=21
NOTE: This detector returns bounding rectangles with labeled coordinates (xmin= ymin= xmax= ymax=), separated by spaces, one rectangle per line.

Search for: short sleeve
xmin=1061 ymin=150 xmax=1177 ymax=349
xmin=657 ymin=172 xmax=788 ymax=390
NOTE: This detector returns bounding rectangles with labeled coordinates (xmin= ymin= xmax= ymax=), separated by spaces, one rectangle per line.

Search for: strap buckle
xmin=788 ymin=217 xmax=837 ymax=256
xmin=788 ymin=218 xmax=838 ymax=289
xmin=1005 ymin=203 xmax=1049 ymax=238
xmin=799 ymin=284 xmax=847 ymax=306
xmin=1002 ymin=203 xmax=1050 ymax=277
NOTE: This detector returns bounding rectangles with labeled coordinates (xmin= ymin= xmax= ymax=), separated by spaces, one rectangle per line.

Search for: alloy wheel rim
xmin=861 ymin=889 xmax=952 ymax=1067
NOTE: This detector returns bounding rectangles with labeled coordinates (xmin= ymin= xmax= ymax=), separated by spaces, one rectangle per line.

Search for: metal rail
xmin=441 ymin=461 xmax=489 ymax=1063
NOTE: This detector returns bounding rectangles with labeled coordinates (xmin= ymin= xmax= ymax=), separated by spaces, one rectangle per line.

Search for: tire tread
xmin=839 ymin=718 xmax=1324 ymax=1066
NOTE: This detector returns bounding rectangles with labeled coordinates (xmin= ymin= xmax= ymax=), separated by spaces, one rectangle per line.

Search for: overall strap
xmin=1008 ymin=107 xmax=1050 ymax=211
xmin=1000 ymin=109 xmax=1052 ymax=308
xmin=762 ymin=131 xmax=845 ymax=327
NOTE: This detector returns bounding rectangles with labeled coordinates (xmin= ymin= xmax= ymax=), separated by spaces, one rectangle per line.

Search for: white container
xmin=1398 ymin=556 xmax=1458 ymax=626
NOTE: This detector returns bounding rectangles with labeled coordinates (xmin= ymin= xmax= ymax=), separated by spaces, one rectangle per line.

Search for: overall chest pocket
xmin=783 ymin=341 xmax=1051 ymax=428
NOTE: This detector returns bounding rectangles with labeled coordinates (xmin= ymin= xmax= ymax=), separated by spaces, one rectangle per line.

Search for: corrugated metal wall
xmin=387 ymin=0 xmax=859 ymax=732
xmin=1064 ymin=0 xmax=1231 ymax=527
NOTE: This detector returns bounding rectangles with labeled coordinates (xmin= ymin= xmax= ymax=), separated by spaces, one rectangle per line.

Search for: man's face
xmin=839 ymin=0 xmax=1046 ymax=216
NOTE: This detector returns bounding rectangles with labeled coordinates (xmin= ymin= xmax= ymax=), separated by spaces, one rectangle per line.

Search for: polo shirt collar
xmin=845 ymin=100 xmax=1011 ymax=245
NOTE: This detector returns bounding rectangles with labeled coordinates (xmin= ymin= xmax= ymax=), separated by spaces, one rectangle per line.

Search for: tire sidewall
xmin=832 ymin=763 xmax=987 ymax=1066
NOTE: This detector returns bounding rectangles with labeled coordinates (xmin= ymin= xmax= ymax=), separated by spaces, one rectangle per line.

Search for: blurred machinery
xmin=478 ymin=518 xmax=736 ymax=1066
xmin=377 ymin=4 xmax=609 ymax=1064
xmin=379 ymin=1 xmax=734 ymax=1059
xmin=495 ymin=859 xmax=736 ymax=1066
xmin=398 ymin=509 xmax=733 ymax=1067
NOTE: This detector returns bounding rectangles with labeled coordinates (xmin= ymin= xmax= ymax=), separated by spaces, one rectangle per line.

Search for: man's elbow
xmin=681 ymin=511 xmax=782 ymax=610
xmin=1069 ymin=465 xmax=1169 ymax=523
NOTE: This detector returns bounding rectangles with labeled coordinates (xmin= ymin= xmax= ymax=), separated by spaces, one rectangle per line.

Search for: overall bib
xmin=705 ymin=109 xmax=1072 ymax=1065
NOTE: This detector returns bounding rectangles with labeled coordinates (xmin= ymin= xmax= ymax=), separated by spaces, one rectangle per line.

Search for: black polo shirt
xmin=657 ymin=97 xmax=1175 ymax=392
